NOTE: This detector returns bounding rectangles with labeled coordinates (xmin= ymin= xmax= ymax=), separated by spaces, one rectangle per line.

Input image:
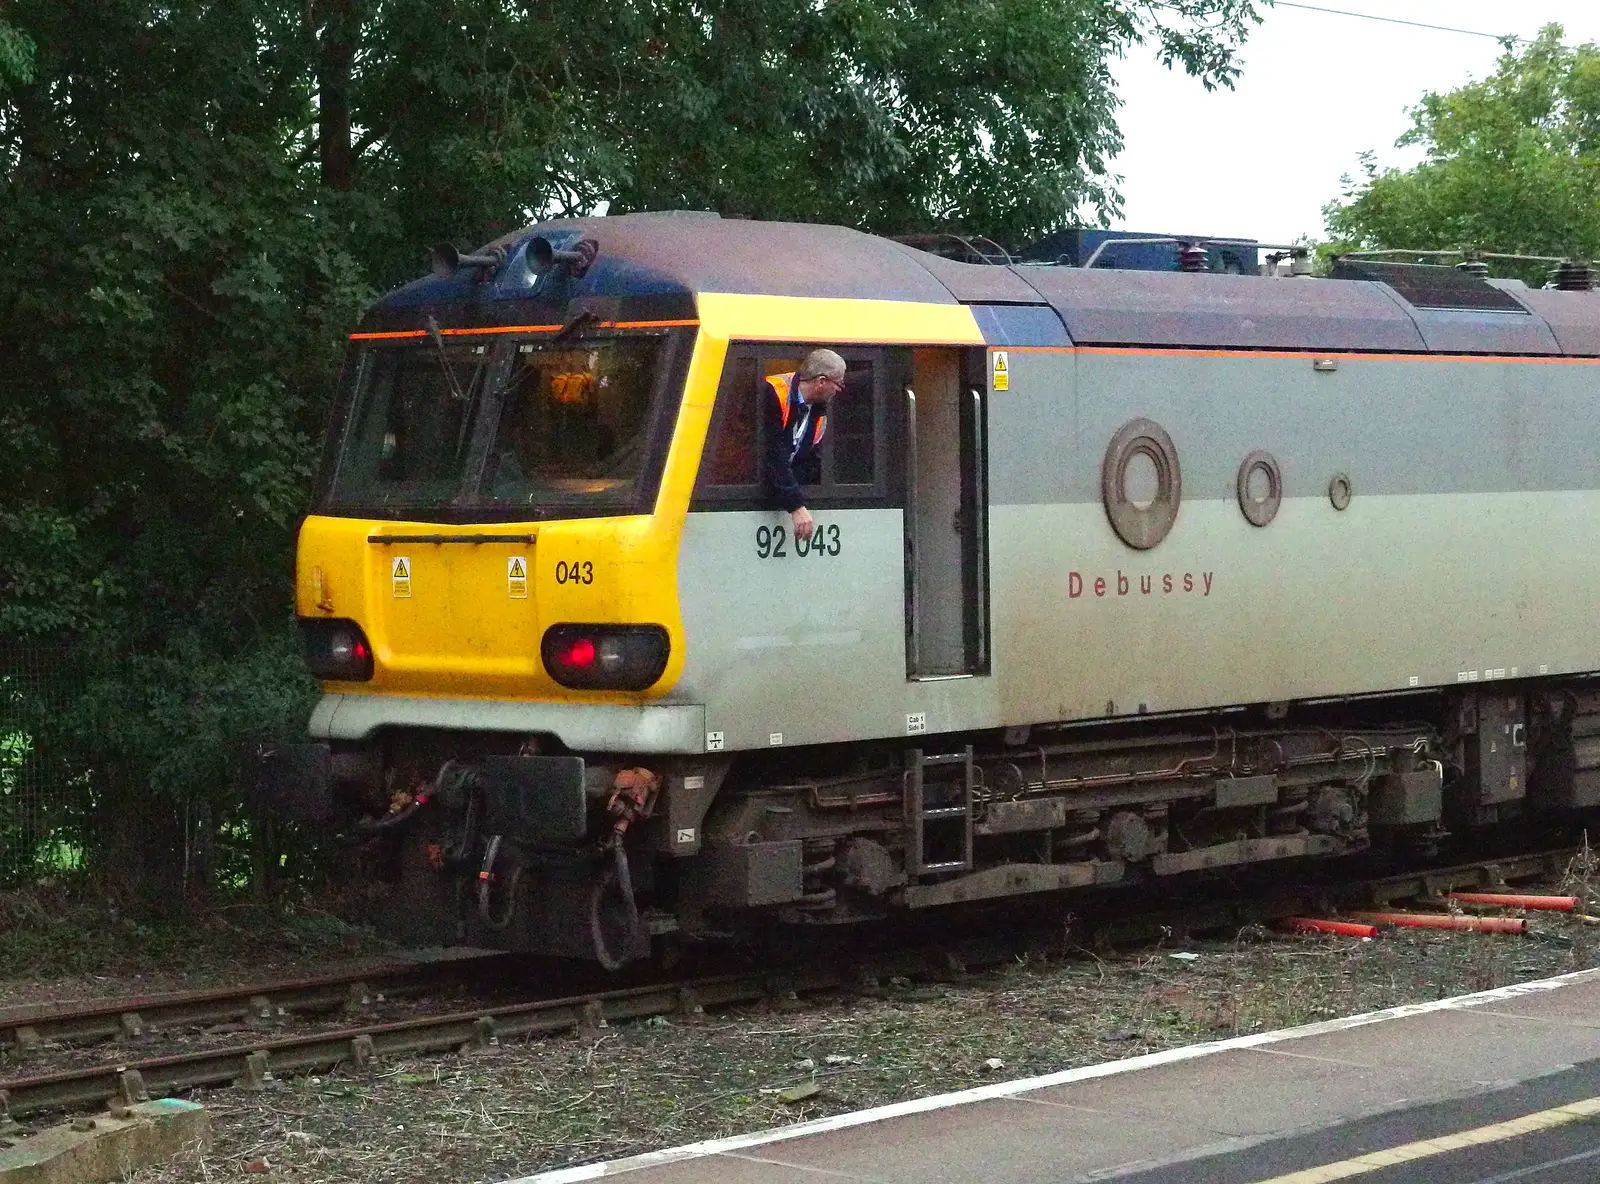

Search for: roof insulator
xmin=1554 ymin=260 xmax=1596 ymax=291
xmin=1178 ymin=242 xmax=1209 ymax=273
xmin=1455 ymin=258 xmax=1489 ymax=278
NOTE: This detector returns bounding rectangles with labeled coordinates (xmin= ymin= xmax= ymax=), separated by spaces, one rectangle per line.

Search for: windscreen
xmin=323 ymin=332 xmax=676 ymax=520
xmin=482 ymin=337 xmax=663 ymax=511
xmin=329 ymin=342 xmax=493 ymax=511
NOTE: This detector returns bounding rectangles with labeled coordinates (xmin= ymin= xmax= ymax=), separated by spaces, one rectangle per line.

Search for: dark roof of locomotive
xmin=367 ymin=212 xmax=1600 ymax=356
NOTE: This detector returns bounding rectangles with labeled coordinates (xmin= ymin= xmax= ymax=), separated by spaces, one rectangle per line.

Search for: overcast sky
xmin=1107 ymin=1 xmax=1600 ymax=245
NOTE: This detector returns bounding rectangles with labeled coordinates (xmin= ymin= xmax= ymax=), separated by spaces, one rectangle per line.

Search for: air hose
xmin=476 ymin=834 xmax=526 ymax=931
xmin=588 ymin=843 xmax=643 ymax=971
xmin=353 ymin=793 xmax=428 ymax=835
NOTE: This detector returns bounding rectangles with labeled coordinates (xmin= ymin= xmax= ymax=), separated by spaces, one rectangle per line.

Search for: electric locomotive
xmin=260 ymin=212 xmax=1600 ymax=966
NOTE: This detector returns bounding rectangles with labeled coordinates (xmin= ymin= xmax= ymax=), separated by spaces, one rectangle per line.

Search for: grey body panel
xmin=985 ymin=346 xmax=1600 ymax=723
xmin=985 ymin=347 xmax=1082 ymax=507
xmin=970 ymin=303 xmax=1074 ymax=347
xmin=1493 ymin=284 xmax=1600 ymax=355
xmin=1404 ymin=307 xmax=1560 ymax=355
xmin=1014 ymin=267 xmax=1428 ymax=352
xmin=904 ymin=247 xmax=1048 ymax=304
xmin=675 ymin=509 xmax=998 ymax=752
xmin=310 ymin=693 xmax=705 ymax=753
xmin=999 ymin=350 xmax=1600 ymax=505
xmin=679 ymin=345 xmax=1600 ymax=751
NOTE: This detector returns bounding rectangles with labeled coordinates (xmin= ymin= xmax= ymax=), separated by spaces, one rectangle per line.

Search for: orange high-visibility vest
xmin=766 ymin=372 xmax=827 ymax=452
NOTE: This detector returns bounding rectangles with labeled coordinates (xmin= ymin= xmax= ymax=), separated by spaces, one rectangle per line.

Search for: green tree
xmin=0 ymin=2 xmax=364 ymax=892
xmin=0 ymin=0 xmax=1258 ymax=899
xmin=0 ymin=18 xmax=33 ymax=92
xmin=588 ymin=0 xmax=1262 ymax=244
xmin=1325 ymin=25 xmax=1600 ymax=270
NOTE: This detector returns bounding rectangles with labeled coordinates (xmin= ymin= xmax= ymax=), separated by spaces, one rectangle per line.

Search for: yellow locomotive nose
xmin=297 ymin=519 xmax=547 ymax=694
xmin=366 ymin=530 xmax=544 ymax=691
xmin=294 ymin=314 xmax=694 ymax=703
xmin=297 ymin=512 xmax=681 ymax=700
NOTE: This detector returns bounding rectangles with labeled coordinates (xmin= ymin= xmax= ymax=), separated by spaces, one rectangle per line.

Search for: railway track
xmin=0 ymin=845 xmax=1584 ymax=1125
xmin=0 ymin=950 xmax=511 ymax=1054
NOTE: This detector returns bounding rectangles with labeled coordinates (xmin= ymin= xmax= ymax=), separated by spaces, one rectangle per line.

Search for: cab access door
xmin=904 ymin=349 xmax=989 ymax=678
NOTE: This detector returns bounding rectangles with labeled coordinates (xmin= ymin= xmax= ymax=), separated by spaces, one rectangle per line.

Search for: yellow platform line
xmin=1250 ymin=1095 xmax=1600 ymax=1183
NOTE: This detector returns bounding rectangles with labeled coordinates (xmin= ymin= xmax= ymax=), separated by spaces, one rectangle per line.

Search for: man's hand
xmin=791 ymin=506 xmax=815 ymax=541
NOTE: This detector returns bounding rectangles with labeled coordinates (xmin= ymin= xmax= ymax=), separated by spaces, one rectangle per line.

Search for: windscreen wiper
xmin=551 ymin=308 xmax=598 ymax=345
xmin=426 ymin=315 xmax=469 ymax=403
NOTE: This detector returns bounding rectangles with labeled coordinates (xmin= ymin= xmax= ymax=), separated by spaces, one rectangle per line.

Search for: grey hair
xmin=797 ymin=348 xmax=847 ymax=381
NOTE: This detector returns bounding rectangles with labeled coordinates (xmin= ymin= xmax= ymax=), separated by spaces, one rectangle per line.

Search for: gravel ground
xmin=80 ymin=894 xmax=1600 ymax=1183
xmin=7 ymin=868 xmax=1600 ymax=1184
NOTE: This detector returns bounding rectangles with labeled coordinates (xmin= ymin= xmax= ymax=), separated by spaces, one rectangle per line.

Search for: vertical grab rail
xmin=904 ymin=386 xmax=920 ymax=677
xmin=969 ymin=386 xmax=988 ymax=673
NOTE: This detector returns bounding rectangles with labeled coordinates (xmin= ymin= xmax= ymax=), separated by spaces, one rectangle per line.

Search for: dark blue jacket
xmin=761 ymin=372 xmax=827 ymax=513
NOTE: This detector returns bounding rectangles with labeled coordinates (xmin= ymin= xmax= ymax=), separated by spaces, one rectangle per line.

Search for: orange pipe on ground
xmin=1284 ymin=918 xmax=1379 ymax=938
xmin=1351 ymin=911 xmax=1527 ymax=934
xmin=1446 ymin=892 xmax=1578 ymax=912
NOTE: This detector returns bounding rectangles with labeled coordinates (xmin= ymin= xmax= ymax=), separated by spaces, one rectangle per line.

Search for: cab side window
xmin=694 ymin=344 xmax=888 ymax=508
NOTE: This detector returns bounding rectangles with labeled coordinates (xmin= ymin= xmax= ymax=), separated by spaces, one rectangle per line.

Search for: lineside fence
xmin=0 ymin=638 xmax=85 ymax=888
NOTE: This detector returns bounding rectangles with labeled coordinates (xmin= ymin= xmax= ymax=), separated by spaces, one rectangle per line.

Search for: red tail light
xmin=542 ymin=625 xmax=669 ymax=690
xmin=299 ymin=618 xmax=376 ymax=681
xmin=560 ymin=637 xmax=597 ymax=668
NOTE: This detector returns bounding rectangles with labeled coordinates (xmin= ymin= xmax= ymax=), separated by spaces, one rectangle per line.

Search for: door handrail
xmin=904 ymin=385 xmax=920 ymax=676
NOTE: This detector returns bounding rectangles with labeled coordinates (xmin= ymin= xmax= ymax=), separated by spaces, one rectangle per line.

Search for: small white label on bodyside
xmin=1540 ymin=665 xmax=1550 ymax=675
xmin=391 ymin=556 xmax=412 ymax=598
xmin=769 ymin=732 xmax=784 ymax=746
xmin=705 ymin=732 xmax=725 ymax=752
xmin=683 ymin=775 xmax=705 ymax=790
xmin=676 ymin=828 xmax=696 ymax=845
xmin=906 ymin=713 xmax=926 ymax=734
xmin=1408 ymin=676 xmax=1419 ymax=687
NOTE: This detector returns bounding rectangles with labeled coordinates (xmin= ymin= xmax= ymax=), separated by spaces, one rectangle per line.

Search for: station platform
xmin=515 ymin=967 xmax=1600 ymax=1184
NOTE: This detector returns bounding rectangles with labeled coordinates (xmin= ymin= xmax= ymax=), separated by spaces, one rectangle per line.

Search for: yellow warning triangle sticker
xmin=993 ymin=352 xmax=1008 ymax=373
xmin=392 ymin=558 xmax=410 ymax=578
xmin=508 ymin=557 xmax=526 ymax=579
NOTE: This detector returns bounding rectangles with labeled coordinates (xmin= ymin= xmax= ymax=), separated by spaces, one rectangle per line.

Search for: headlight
xmin=299 ymin=618 xmax=375 ymax=681
xmin=542 ymin=624 xmax=669 ymax=691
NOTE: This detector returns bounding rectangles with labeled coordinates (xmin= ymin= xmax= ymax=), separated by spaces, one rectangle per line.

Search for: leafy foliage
xmin=596 ymin=0 xmax=1260 ymax=241
xmin=1324 ymin=26 xmax=1600 ymax=273
xmin=0 ymin=17 xmax=33 ymax=92
xmin=0 ymin=0 xmax=1256 ymax=897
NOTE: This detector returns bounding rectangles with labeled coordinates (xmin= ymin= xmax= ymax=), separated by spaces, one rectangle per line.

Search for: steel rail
xmin=1354 ymin=847 xmax=1579 ymax=908
xmin=0 ymin=952 xmax=511 ymax=1052
xmin=0 ymin=847 xmax=1583 ymax=1123
xmin=0 ymin=965 xmax=887 ymax=1120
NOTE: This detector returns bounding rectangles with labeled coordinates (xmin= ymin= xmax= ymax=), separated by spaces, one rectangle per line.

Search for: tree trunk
xmin=316 ymin=0 xmax=356 ymax=191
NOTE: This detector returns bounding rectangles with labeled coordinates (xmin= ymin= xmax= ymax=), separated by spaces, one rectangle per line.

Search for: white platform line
xmin=504 ymin=966 xmax=1600 ymax=1183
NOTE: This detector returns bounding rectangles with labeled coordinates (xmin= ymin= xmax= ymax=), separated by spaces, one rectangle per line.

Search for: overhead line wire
xmin=1271 ymin=2 xmax=1532 ymax=44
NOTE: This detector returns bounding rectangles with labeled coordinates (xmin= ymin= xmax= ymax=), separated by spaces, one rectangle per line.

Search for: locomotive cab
xmin=302 ymin=323 xmax=693 ymax=701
